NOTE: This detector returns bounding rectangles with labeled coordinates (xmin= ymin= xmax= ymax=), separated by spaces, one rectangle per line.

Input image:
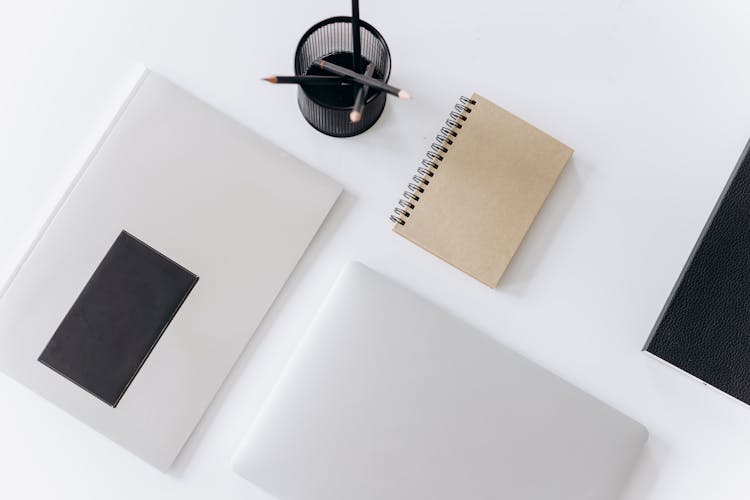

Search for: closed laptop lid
xmin=232 ymin=262 xmax=647 ymax=500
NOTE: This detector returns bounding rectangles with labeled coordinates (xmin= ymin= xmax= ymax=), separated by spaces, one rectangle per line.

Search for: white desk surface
xmin=1 ymin=1 xmax=749 ymax=498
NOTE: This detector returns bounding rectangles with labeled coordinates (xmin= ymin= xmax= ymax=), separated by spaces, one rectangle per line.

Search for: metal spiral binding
xmin=390 ymin=96 xmax=477 ymax=225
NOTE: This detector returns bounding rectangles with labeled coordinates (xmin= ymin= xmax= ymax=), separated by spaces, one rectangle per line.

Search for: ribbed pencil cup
xmin=295 ymin=16 xmax=391 ymax=137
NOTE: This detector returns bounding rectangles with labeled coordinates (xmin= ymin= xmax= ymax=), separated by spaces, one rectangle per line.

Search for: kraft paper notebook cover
xmin=390 ymin=94 xmax=573 ymax=287
xmin=0 ymin=69 xmax=341 ymax=470
xmin=645 ymin=138 xmax=750 ymax=405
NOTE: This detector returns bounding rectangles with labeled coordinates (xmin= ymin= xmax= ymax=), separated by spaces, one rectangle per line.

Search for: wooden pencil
xmin=351 ymin=0 xmax=362 ymax=73
xmin=316 ymin=60 xmax=410 ymax=99
xmin=350 ymin=63 xmax=375 ymax=123
xmin=263 ymin=75 xmax=349 ymax=85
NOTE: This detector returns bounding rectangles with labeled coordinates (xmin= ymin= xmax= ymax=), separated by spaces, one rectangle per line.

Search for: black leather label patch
xmin=38 ymin=230 xmax=199 ymax=407
xmin=646 ymin=139 xmax=750 ymax=405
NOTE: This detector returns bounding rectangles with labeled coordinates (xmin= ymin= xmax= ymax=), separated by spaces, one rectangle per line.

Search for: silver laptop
xmin=232 ymin=262 xmax=646 ymax=500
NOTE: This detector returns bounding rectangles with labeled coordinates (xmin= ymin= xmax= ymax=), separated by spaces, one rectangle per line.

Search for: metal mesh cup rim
xmin=294 ymin=16 xmax=392 ymax=111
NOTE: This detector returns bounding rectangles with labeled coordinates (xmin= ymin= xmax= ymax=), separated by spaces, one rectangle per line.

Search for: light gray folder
xmin=0 ymin=70 xmax=341 ymax=470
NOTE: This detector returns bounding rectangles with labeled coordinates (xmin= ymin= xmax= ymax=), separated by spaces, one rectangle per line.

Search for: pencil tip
xmin=398 ymin=90 xmax=411 ymax=99
xmin=350 ymin=110 xmax=362 ymax=123
xmin=262 ymin=76 xmax=278 ymax=83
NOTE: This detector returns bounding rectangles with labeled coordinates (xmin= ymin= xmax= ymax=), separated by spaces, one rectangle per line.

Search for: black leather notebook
xmin=645 ymin=139 xmax=750 ymax=405
xmin=38 ymin=231 xmax=198 ymax=407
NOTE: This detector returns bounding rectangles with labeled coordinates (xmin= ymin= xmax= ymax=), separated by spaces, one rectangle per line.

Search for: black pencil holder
xmin=295 ymin=16 xmax=391 ymax=137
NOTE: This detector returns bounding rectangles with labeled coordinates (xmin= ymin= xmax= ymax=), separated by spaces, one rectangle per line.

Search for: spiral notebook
xmin=390 ymin=94 xmax=573 ymax=287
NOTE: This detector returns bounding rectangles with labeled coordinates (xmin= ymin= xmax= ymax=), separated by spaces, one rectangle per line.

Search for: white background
xmin=1 ymin=0 xmax=749 ymax=498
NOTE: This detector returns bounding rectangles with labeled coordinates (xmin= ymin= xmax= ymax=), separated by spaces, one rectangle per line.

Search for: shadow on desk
xmin=499 ymin=155 xmax=587 ymax=293
xmin=169 ymin=190 xmax=356 ymax=476
xmin=621 ymin=435 xmax=668 ymax=500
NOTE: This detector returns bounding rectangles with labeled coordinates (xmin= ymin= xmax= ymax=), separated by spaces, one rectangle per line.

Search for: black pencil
xmin=263 ymin=75 xmax=349 ymax=85
xmin=316 ymin=60 xmax=410 ymax=99
xmin=350 ymin=63 xmax=375 ymax=123
xmin=351 ymin=0 xmax=362 ymax=73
